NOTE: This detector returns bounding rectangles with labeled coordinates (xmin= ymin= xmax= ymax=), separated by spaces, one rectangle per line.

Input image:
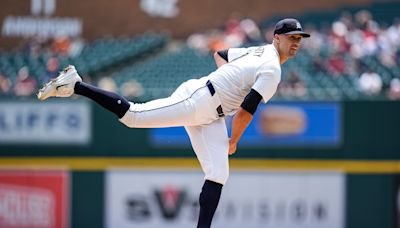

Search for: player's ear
xmin=273 ymin=34 xmax=280 ymax=44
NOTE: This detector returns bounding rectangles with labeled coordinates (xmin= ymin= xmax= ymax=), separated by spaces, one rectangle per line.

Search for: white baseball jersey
xmin=119 ymin=44 xmax=282 ymax=185
xmin=207 ymin=44 xmax=281 ymax=115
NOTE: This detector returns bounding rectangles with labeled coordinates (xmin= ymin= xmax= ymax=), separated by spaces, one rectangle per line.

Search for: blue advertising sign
xmin=0 ymin=101 xmax=91 ymax=144
xmin=150 ymin=102 xmax=341 ymax=148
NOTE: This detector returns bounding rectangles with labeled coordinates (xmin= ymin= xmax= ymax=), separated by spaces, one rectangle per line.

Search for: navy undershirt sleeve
xmin=240 ymin=89 xmax=262 ymax=115
xmin=216 ymin=50 xmax=229 ymax=62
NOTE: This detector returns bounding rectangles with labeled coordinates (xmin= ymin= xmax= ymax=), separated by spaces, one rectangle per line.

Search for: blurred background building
xmin=0 ymin=0 xmax=399 ymax=228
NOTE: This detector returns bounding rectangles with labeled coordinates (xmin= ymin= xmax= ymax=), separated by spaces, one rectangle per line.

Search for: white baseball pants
xmin=119 ymin=77 xmax=230 ymax=185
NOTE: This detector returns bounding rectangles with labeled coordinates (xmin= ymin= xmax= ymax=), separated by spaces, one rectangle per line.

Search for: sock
xmin=197 ymin=180 xmax=223 ymax=228
xmin=74 ymin=82 xmax=130 ymax=118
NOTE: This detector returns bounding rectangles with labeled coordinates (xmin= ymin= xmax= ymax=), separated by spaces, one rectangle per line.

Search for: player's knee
xmin=210 ymin=168 xmax=229 ymax=185
xmin=220 ymin=169 xmax=229 ymax=185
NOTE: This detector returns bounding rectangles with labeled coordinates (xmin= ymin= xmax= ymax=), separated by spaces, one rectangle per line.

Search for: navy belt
xmin=206 ymin=80 xmax=225 ymax=117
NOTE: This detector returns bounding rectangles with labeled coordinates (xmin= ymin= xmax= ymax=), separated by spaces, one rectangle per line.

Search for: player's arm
xmin=229 ymin=89 xmax=262 ymax=155
xmin=213 ymin=50 xmax=228 ymax=68
xmin=229 ymin=67 xmax=280 ymax=154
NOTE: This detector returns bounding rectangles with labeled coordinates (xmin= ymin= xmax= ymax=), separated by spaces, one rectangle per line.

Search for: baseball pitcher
xmin=38 ymin=18 xmax=310 ymax=228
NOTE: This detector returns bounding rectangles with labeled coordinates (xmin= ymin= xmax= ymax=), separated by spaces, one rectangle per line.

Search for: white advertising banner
xmin=0 ymin=101 xmax=91 ymax=144
xmin=105 ymin=169 xmax=345 ymax=228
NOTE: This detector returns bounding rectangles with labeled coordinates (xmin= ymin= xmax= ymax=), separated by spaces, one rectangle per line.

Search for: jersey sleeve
xmin=227 ymin=48 xmax=248 ymax=62
xmin=252 ymin=65 xmax=281 ymax=103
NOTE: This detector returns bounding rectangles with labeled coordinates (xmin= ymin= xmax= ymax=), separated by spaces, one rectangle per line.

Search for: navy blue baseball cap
xmin=274 ymin=18 xmax=310 ymax=37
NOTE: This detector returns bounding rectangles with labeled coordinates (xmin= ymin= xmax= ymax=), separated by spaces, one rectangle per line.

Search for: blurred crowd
xmin=0 ymin=35 xmax=85 ymax=97
xmin=186 ymin=10 xmax=400 ymax=100
xmin=303 ymin=10 xmax=400 ymax=99
xmin=1 ymin=10 xmax=399 ymax=100
xmin=186 ymin=13 xmax=263 ymax=54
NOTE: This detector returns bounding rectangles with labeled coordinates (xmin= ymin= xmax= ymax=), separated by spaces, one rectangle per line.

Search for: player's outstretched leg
xmin=38 ymin=65 xmax=131 ymax=118
xmin=197 ymin=180 xmax=223 ymax=228
xmin=73 ymin=82 xmax=130 ymax=118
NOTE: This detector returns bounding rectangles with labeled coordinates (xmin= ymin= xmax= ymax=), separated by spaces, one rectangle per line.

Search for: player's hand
xmin=228 ymin=140 xmax=237 ymax=155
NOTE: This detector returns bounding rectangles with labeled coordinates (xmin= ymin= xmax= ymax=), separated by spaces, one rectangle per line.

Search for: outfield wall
xmin=0 ymin=99 xmax=399 ymax=159
xmin=0 ymin=99 xmax=399 ymax=227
